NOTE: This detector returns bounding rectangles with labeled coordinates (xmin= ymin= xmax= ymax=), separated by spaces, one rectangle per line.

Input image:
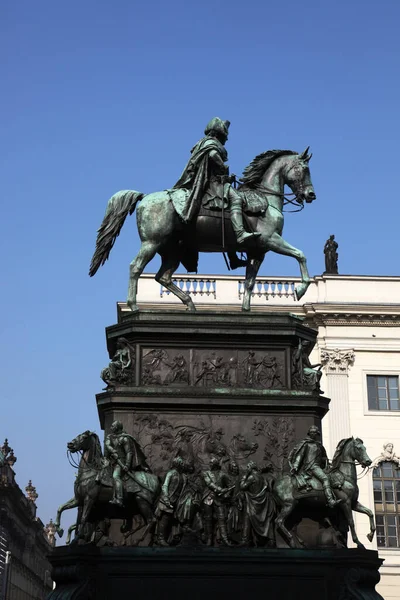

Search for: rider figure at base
xmin=289 ymin=426 xmax=342 ymax=509
xmin=173 ymin=117 xmax=260 ymax=269
xmin=104 ymin=420 xmax=149 ymax=507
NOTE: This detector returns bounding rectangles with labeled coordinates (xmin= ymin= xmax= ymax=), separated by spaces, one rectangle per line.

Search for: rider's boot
xmin=228 ymin=252 xmax=247 ymax=270
xmin=156 ymin=514 xmax=170 ymax=547
xmin=230 ymin=193 xmax=261 ymax=245
xmin=324 ymin=484 xmax=343 ymax=508
xmin=109 ymin=479 xmax=124 ymax=507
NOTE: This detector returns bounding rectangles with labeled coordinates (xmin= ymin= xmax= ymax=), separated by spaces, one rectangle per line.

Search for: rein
xmin=251 ymin=184 xmax=305 ymax=213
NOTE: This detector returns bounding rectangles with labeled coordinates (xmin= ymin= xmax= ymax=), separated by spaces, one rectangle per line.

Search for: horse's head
xmin=285 ymin=147 xmax=316 ymax=203
xmin=67 ymin=430 xmax=95 ymax=453
xmin=351 ymin=437 xmax=372 ymax=469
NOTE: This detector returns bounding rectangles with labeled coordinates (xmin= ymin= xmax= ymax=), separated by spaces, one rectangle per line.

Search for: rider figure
xmin=174 ymin=117 xmax=260 ymax=268
xmin=289 ymin=426 xmax=342 ymax=509
xmin=104 ymin=420 xmax=149 ymax=507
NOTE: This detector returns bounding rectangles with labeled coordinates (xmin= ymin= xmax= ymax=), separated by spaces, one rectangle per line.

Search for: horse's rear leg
xmin=267 ymin=232 xmax=310 ymax=300
xmin=155 ymin=252 xmax=195 ymax=312
xmin=127 ymin=241 xmax=160 ymax=313
xmin=242 ymin=254 xmax=264 ymax=312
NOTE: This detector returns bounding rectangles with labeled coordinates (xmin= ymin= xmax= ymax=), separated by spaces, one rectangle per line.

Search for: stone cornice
xmin=320 ymin=348 xmax=355 ymax=374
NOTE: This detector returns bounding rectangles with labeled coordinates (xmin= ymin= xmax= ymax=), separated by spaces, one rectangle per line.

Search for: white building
xmin=130 ymin=273 xmax=400 ymax=599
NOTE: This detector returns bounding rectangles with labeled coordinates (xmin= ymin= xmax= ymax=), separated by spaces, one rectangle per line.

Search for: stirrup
xmin=237 ymin=231 xmax=261 ymax=244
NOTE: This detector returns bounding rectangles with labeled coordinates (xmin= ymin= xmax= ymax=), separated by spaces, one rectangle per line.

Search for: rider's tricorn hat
xmin=205 ymin=117 xmax=230 ymax=137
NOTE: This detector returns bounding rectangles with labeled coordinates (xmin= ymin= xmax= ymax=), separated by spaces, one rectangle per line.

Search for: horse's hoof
xmin=367 ymin=532 xmax=374 ymax=542
xmin=127 ymin=301 xmax=139 ymax=313
xmin=185 ymin=304 xmax=196 ymax=313
xmin=57 ymin=528 xmax=64 ymax=538
xmin=357 ymin=543 xmax=365 ymax=550
xmin=241 ymin=305 xmax=250 ymax=312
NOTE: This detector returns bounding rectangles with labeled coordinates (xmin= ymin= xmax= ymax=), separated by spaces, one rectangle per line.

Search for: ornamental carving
xmin=320 ymin=348 xmax=355 ymax=374
xmin=370 ymin=442 xmax=400 ymax=469
xmin=141 ymin=349 xmax=190 ymax=386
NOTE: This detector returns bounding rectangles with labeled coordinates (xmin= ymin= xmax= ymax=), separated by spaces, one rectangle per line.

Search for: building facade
xmin=0 ymin=440 xmax=54 ymax=600
xmin=132 ymin=273 xmax=400 ymax=599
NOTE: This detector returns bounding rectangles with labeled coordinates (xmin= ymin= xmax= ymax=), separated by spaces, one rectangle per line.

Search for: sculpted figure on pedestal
xmin=101 ymin=338 xmax=135 ymax=388
xmin=288 ymin=426 xmax=341 ymax=509
xmin=155 ymin=457 xmax=186 ymax=546
xmin=89 ymin=118 xmax=316 ymax=312
xmin=104 ymin=420 xmax=150 ymax=507
xmin=324 ymin=234 xmax=338 ymax=274
xmin=201 ymin=458 xmax=233 ymax=546
xmin=292 ymin=340 xmax=323 ymax=393
xmin=239 ymin=461 xmax=276 ymax=547
xmin=274 ymin=433 xmax=375 ymax=549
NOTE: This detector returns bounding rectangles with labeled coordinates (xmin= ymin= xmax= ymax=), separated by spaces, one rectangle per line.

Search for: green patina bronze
xmin=89 ymin=118 xmax=316 ymax=311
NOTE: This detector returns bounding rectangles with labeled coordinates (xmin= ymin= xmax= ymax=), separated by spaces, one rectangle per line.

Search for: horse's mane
xmin=240 ymin=149 xmax=297 ymax=188
xmin=331 ymin=437 xmax=352 ymax=470
xmin=89 ymin=432 xmax=103 ymax=468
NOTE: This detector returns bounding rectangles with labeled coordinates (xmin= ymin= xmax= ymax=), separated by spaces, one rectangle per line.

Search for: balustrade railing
xmin=237 ymin=279 xmax=297 ymax=301
xmin=160 ymin=278 xmax=217 ymax=299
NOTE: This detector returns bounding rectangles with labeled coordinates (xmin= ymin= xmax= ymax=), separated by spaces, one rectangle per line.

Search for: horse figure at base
xmin=274 ymin=436 xmax=375 ymax=549
xmin=53 ymin=430 xmax=160 ymax=545
xmin=89 ymin=143 xmax=316 ymax=312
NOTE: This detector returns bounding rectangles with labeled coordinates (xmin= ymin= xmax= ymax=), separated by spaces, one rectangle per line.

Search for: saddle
xmin=292 ymin=470 xmax=344 ymax=500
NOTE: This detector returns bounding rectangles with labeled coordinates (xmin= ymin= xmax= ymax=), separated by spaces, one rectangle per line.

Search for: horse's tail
xmin=89 ymin=190 xmax=144 ymax=277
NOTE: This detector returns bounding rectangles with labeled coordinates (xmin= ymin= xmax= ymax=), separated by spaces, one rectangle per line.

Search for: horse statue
xmin=89 ymin=148 xmax=316 ymax=312
xmin=53 ymin=430 xmax=160 ymax=545
xmin=274 ymin=437 xmax=375 ymax=549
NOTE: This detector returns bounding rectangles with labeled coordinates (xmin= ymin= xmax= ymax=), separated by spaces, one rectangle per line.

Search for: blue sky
xmin=1 ymin=0 xmax=400 ymax=537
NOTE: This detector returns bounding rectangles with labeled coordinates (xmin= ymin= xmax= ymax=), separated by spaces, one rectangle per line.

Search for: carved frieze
xmin=141 ymin=349 xmax=189 ymax=386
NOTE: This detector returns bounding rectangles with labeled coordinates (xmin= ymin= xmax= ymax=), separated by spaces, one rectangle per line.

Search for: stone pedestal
xmin=47 ymin=546 xmax=384 ymax=600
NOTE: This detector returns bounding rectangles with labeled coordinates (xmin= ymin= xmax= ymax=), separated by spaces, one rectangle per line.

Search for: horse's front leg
xmin=54 ymin=496 xmax=80 ymax=538
xmin=353 ymin=501 xmax=376 ymax=543
xmin=267 ymin=233 xmax=310 ymax=300
xmin=340 ymin=500 xmax=365 ymax=549
xmin=242 ymin=254 xmax=265 ymax=312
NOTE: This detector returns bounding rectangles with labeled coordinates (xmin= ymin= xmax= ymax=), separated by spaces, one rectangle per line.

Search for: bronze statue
xmin=104 ymin=420 xmax=150 ymax=507
xmin=89 ymin=118 xmax=316 ymax=312
xmin=101 ymin=337 xmax=134 ymax=388
xmin=275 ymin=435 xmax=375 ymax=549
xmin=173 ymin=117 xmax=260 ymax=255
xmin=292 ymin=340 xmax=323 ymax=393
xmin=324 ymin=234 xmax=338 ymax=274
xmin=201 ymin=457 xmax=232 ymax=546
xmin=155 ymin=457 xmax=186 ymax=546
xmin=54 ymin=430 xmax=160 ymax=545
xmin=288 ymin=426 xmax=341 ymax=509
xmin=226 ymin=461 xmax=243 ymax=537
xmin=175 ymin=462 xmax=201 ymax=533
xmin=239 ymin=461 xmax=276 ymax=547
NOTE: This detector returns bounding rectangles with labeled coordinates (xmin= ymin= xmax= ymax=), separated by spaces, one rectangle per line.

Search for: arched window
xmin=373 ymin=461 xmax=400 ymax=547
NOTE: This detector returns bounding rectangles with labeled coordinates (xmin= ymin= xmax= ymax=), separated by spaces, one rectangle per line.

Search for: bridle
xmin=249 ymin=158 xmax=307 ymax=213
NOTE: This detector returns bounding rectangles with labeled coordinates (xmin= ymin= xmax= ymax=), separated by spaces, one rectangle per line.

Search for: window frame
xmin=373 ymin=461 xmax=400 ymax=549
xmin=363 ymin=370 xmax=400 ymax=416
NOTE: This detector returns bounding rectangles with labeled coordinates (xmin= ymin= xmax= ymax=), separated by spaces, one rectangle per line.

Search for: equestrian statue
xmin=89 ymin=117 xmax=316 ymax=312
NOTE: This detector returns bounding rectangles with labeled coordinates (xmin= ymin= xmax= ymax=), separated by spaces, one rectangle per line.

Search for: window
xmin=367 ymin=375 xmax=400 ymax=411
xmin=373 ymin=462 xmax=400 ymax=547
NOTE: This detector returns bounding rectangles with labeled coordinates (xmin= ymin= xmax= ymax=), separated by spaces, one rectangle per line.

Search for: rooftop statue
xmin=89 ymin=118 xmax=316 ymax=312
